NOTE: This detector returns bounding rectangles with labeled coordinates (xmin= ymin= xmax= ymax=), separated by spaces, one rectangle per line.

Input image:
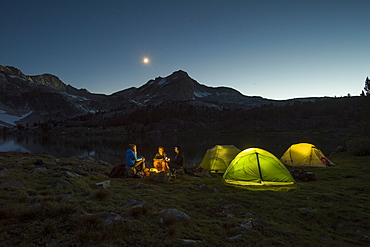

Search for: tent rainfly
xmin=280 ymin=143 xmax=335 ymax=168
xmin=223 ymin=148 xmax=295 ymax=186
xmin=198 ymin=145 xmax=241 ymax=173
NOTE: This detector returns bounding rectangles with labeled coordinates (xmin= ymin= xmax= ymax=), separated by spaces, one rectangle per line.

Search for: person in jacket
xmin=126 ymin=144 xmax=146 ymax=172
xmin=168 ymin=146 xmax=184 ymax=170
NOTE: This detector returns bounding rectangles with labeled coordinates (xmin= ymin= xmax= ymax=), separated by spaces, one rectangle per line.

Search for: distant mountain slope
xmin=0 ymin=66 xmax=94 ymax=126
xmin=0 ymin=64 xmax=315 ymax=128
xmin=113 ymin=70 xmax=271 ymax=108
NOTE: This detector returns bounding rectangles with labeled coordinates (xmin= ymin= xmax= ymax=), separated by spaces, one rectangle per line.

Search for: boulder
xmin=159 ymin=209 xmax=191 ymax=224
xmin=62 ymin=171 xmax=82 ymax=177
xmin=0 ymin=167 xmax=10 ymax=178
xmin=28 ymin=167 xmax=47 ymax=173
xmin=0 ymin=180 xmax=25 ymax=187
xmin=95 ymin=180 xmax=110 ymax=189
xmin=33 ymin=159 xmax=44 ymax=166
xmin=121 ymin=199 xmax=143 ymax=206
xmin=50 ymin=178 xmax=72 ymax=187
xmin=196 ymin=183 xmax=219 ymax=193
xmin=105 ymin=212 xmax=133 ymax=224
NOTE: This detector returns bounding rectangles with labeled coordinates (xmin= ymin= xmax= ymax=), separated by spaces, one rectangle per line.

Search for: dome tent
xmin=281 ymin=143 xmax=335 ymax=168
xmin=223 ymin=148 xmax=295 ymax=186
xmin=198 ymin=145 xmax=241 ymax=173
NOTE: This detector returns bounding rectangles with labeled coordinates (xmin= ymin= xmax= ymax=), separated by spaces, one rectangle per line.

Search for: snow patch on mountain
xmin=194 ymin=91 xmax=212 ymax=98
xmin=158 ymin=79 xmax=167 ymax=86
xmin=0 ymin=73 xmax=7 ymax=80
xmin=0 ymin=110 xmax=33 ymax=126
xmin=216 ymin=92 xmax=228 ymax=96
xmin=62 ymin=92 xmax=90 ymax=101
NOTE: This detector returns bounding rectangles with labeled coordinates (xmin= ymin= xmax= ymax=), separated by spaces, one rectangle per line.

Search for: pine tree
xmin=364 ymin=76 xmax=370 ymax=96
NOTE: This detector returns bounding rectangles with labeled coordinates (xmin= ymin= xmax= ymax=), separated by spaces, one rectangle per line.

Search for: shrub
xmin=92 ymin=188 xmax=111 ymax=201
xmin=347 ymin=137 xmax=370 ymax=156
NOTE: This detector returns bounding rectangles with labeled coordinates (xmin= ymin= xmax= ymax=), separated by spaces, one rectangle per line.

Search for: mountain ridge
xmin=0 ymin=64 xmax=323 ymax=128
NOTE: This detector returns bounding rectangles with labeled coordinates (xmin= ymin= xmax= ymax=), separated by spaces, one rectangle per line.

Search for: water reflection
xmin=0 ymin=133 xmax=344 ymax=166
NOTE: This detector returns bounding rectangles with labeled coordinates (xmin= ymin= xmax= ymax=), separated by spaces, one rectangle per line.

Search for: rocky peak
xmin=134 ymin=69 xmax=201 ymax=103
xmin=30 ymin=74 xmax=68 ymax=91
xmin=0 ymin=65 xmax=28 ymax=79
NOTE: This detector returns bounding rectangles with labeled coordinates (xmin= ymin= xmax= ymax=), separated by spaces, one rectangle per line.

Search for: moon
xmin=143 ymin=57 xmax=150 ymax=64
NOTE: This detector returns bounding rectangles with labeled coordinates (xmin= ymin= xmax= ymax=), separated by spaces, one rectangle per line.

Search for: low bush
xmin=347 ymin=136 xmax=370 ymax=156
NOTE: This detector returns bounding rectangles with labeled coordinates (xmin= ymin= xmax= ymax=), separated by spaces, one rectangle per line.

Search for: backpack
xmin=109 ymin=164 xmax=126 ymax=178
xmin=290 ymin=170 xmax=316 ymax=182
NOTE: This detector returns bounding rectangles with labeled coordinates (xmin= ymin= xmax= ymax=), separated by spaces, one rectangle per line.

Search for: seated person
xmin=168 ymin=146 xmax=184 ymax=171
xmin=126 ymin=144 xmax=146 ymax=173
xmin=153 ymin=146 xmax=168 ymax=172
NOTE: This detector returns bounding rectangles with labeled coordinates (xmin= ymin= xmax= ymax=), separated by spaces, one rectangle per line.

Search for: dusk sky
xmin=1 ymin=0 xmax=369 ymax=100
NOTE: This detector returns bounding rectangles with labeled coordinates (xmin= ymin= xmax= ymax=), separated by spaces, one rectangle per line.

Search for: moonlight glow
xmin=143 ymin=57 xmax=150 ymax=64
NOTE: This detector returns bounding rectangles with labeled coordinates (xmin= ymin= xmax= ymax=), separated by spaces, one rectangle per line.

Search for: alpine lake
xmin=0 ymin=132 xmax=345 ymax=166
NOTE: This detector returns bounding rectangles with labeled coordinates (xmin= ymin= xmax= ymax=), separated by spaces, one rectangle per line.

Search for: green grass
xmin=0 ymin=151 xmax=369 ymax=246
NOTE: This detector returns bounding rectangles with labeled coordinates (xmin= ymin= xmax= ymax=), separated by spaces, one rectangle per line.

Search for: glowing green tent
xmin=198 ymin=145 xmax=241 ymax=173
xmin=223 ymin=148 xmax=295 ymax=186
xmin=281 ymin=143 xmax=335 ymax=168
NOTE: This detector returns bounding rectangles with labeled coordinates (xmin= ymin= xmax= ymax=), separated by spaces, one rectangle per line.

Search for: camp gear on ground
xmin=290 ymin=170 xmax=316 ymax=182
xmin=109 ymin=164 xmax=126 ymax=178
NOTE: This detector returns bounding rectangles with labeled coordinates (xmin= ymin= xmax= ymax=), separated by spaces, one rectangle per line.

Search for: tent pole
xmin=256 ymin=152 xmax=263 ymax=183
xmin=289 ymin=148 xmax=293 ymax=166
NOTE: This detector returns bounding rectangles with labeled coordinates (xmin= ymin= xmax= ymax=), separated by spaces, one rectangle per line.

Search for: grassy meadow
xmin=0 ymin=150 xmax=369 ymax=246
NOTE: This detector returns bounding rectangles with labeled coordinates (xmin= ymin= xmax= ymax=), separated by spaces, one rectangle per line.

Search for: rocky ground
xmin=0 ymin=151 xmax=369 ymax=246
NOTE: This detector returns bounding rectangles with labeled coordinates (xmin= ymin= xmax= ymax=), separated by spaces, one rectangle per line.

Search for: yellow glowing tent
xmin=198 ymin=145 xmax=241 ymax=173
xmin=223 ymin=148 xmax=295 ymax=186
xmin=280 ymin=143 xmax=335 ymax=168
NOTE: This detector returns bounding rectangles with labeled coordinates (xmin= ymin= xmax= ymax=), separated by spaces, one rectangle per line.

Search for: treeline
xmin=63 ymin=96 xmax=368 ymax=134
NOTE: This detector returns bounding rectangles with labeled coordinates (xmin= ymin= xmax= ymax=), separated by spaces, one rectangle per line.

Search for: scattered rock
xmin=240 ymin=219 xmax=253 ymax=229
xmin=62 ymin=171 xmax=82 ymax=177
xmin=54 ymin=194 xmax=75 ymax=200
xmin=241 ymin=212 xmax=253 ymax=217
xmin=133 ymin=182 xmax=145 ymax=189
xmin=95 ymin=180 xmax=110 ymax=189
xmin=0 ymin=180 xmax=25 ymax=187
xmin=97 ymin=160 xmax=108 ymax=165
xmin=194 ymin=170 xmax=213 ymax=178
xmin=228 ymin=231 xmax=246 ymax=242
xmin=251 ymin=218 xmax=267 ymax=228
xmin=159 ymin=209 xmax=191 ymax=224
xmin=47 ymin=238 xmax=59 ymax=247
xmin=196 ymin=183 xmax=219 ymax=193
xmin=77 ymin=156 xmax=96 ymax=162
xmin=28 ymin=167 xmax=48 ymax=173
xmin=131 ymin=201 xmax=147 ymax=217
xmin=105 ymin=212 xmax=134 ymax=224
xmin=50 ymin=178 xmax=72 ymax=187
xmin=0 ymin=167 xmax=10 ymax=178
xmin=132 ymin=201 xmax=147 ymax=208
xmin=335 ymin=145 xmax=347 ymax=152
xmin=148 ymin=171 xmax=168 ymax=183
xmin=33 ymin=159 xmax=44 ymax=166
xmin=122 ymin=199 xmax=143 ymax=206
xmin=298 ymin=207 xmax=318 ymax=212
xmin=240 ymin=218 xmax=267 ymax=229
xmin=74 ymin=168 xmax=88 ymax=176
xmin=181 ymin=239 xmax=202 ymax=244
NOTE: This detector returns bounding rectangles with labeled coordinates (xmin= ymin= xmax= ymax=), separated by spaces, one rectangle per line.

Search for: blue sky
xmin=1 ymin=0 xmax=369 ymax=99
